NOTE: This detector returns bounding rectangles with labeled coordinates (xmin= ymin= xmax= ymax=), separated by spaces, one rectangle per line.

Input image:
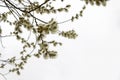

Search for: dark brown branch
xmin=0 ymin=73 xmax=7 ymax=80
xmin=27 ymin=0 xmax=32 ymax=4
xmin=26 ymin=12 xmax=35 ymax=41
xmin=0 ymin=4 xmax=25 ymax=9
xmin=29 ymin=13 xmax=48 ymax=24
xmin=4 ymin=0 xmax=18 ymax=20
xmin=5 ymin=0 xmax=25 ymax=12
xmin=5 ymin=0 xmax=48 ymax=23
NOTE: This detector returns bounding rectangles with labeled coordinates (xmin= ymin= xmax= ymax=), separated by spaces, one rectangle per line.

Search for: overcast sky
xmin=0 ymin=0 xmax=120 ymax=80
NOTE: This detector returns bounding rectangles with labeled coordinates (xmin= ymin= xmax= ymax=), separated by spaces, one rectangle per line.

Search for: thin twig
xmin=5 ymin=0 xmax=25 ymax=12
xmin=29 ymin=13 xmax=48 ymax=24
xmin=27 ymin=0 xmax=32 ymax=4
xmin=0 ymin=59 xmax=8 ymax=62
xmin=26 ymin=12 xmax=34 ymax=41
xmin=0 ymin=73 xmax=7 ymax=80
xmin=29 ymin=33 xmax=38 ymax=54
xmin=0 ymin=37 xmax=5 ymax=48
xmin=4 ymin=0 xmax=18 ymax=20
xmin=57 ymin=19 xmax=71 ymax=24
xmin=5 ymin=0 xmax=48 ymax=23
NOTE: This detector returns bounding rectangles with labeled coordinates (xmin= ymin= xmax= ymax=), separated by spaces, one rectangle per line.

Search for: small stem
xmin=0 ymin=35 xmax=15 ymax=38
xmin=0 ymin=73 xmax=7 ymax=80
xmin=0 ymin=37 xmax=5 ymax=48
xmin=57 ymin=19 xmax=71 ymax=24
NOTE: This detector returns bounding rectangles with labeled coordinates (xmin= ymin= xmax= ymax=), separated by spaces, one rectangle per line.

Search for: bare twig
xmin=58 ymin=19 xmax=71 ymax=24
xmin=0 ymin=73 xmax=7 ymax=80
xmin=26 ymin=12 xmax=34 ymax=41
xmin=0 ymin=34 xmax=15 ymax=38
xmin=4 ymin=0 xmax=18 ymax=20
xmin=29 ymin=13 xmax=48 ymax=24
xmin=0 ymin=38 xmax=5 ymax=48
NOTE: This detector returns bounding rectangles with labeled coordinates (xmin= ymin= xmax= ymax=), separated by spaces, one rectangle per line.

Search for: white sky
xmin=0 ymin=0 xmax=120 ymax=80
